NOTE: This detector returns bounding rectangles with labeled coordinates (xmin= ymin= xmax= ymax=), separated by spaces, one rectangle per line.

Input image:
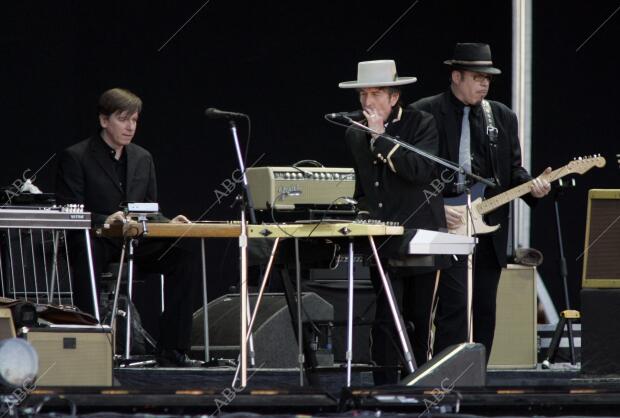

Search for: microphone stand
xmin=344 ymin=117 xmax=495 ymax=188
xmin=542 ymin=179 xmax=579 ymax=368
xmin=340 ymin=116 xmax=495 ymax=345
xmin=223 ymin=117 xmax=256 ymax=388
xmin=228 ymin=119 xmax=257 ymax=224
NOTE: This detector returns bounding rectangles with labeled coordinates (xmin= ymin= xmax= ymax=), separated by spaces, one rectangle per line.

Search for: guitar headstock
xmin=567 ymin=154 xmax=606 ymax=174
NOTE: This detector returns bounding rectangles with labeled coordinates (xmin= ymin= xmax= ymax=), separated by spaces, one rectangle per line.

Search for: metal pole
xmin=233 ymin=237 xmax=280 ymax=386
xmin=18 ymin=231 xmax=27 ymax=300
xmin=29 ymin=230 xmax=39 ymax=304
xmin=40 ymin=230 xmax=50 ymax=303
xmin=466 ymin=191 xmax=474 ymax=343
xmin=229 ymin=120 xmax=257 ymax=225
xmin=110 ymin=243 xmax=126 ymax=330
xmin=7 ymin=230 xmax=16 ymax=299
xmin=124 ymin=239 xmax=136 ymax=359
xmin=84 ymin=230 xmax=100 ymax=322
xmin=63 ymin=231 xmax=74 ymax=306
xmin=512 ymin=0 xmax=533 ymax=249
xmin=345 ymin=240 xmax=355 ymax=387
xmin=201 ymin=238 xmax=210 ymax=363
xmin=0 ymin=232 xmax=5 ymax=298
xmin=239 ymin=209 xmax=248 ymax=388
xmin=368 ymin=236 xmax=416 ymax=373
xmin=295 ymin=238 xmax=304 ymax=386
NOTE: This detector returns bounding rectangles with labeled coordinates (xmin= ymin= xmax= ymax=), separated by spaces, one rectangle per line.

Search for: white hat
xmin=338 ymin=60 xmax=417 ymax=89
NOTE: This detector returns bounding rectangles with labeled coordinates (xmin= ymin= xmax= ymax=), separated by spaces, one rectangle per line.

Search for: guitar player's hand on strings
xmin=105 ymin=211 xmax=127 ymax=225
xmin=530 ymin=167 xmax=552 ymax=198
xmin=444 ymin=206 xmax=465 ymax=229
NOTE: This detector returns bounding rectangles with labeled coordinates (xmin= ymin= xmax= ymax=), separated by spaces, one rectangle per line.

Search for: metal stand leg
xmin=124 ymin=238 xmax=136 ymax=360
xmin=247 ymin=293 xmax=256 ymax=367
xmin=48 ymin=231 xmax=59 ymax=303
xmin=110 ymin=243 xmax=126 ymax=330
xmin=345 ymin=240 xmax=355 ymax=387
xmin=465 ymin=190 xmax=474 ymax=343
xmin=7 ymin=230 xmax=17 ymax=299
xmin=160 ymin=275 xmax=165 ymax=313
xmin=466 ymin=253 xmax=474 ymax=343
xmin=84 ymin=230 xmax=100 ymax=322
xmin=201 ymin=239 xmax=210 ymax=363
xmin=368 ymin=236 xmax=416 ymax=374
xmin=239 ymin=210 xmax=249 ymax=388
xmin=233 ymin=238 xmax=280 ymax=386
xmin=543 ymin=309 xmax=580 ymax=367
xmin=295 ymin=238 xmax=304 ymax=386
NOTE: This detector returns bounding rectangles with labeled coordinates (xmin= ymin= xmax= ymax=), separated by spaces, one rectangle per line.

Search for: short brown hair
xmin=98 ymin=88 xmax=142 ymax=116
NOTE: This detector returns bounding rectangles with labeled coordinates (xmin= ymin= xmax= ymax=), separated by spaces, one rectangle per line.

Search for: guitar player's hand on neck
xmin=530 ymin=167 xmax=552 ymax=198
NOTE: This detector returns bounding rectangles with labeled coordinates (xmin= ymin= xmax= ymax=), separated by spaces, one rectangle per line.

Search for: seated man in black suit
xmin=56 ymin=88 xmax=202 ymax=367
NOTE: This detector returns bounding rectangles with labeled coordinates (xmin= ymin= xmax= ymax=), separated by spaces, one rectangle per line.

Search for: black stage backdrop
xmin=0 ymin=1 xmax=617 ymax=313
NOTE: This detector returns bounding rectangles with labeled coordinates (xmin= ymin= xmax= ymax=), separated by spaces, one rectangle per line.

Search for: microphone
xmin=327 ymin=110 xmax=365 ymax=121
xmin=205 ymin=108 xmax=247 ymax=120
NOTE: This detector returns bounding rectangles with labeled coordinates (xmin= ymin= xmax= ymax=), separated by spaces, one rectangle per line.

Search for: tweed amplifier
xmin=488 ymin=264 xmax=537 ymax=369
xmin=582 ymin=189 xmax=620 ymax=288
xmin=23 ymin=325 xmax=113 ymax=387
xmin=0 ymin=308 xmax=16 ymax=339
xmin=246 ymin=166 xmax=355 ymax=209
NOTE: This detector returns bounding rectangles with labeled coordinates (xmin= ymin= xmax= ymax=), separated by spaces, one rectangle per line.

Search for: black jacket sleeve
xmin=371 ymin=111 xmax=439 ymax=185
xmin=505 ymin=109 xmax=536 ymax=208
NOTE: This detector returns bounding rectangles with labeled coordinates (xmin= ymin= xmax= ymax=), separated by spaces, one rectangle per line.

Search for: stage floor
xmin=13 ymin=362 xmax=620 ymax=417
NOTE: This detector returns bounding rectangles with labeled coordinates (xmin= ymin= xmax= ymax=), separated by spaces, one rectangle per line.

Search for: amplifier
xmin=488 ymin=264 xmax=537 ymax=369
xmin=23 ymin=325 xmax=113 ymax=387
xmin=0 ymin=307 xmax=16 ymax=339
xmin=246 ymin=166 xmax=355 ymax=209
xmin=582 ymin=189 xmax=620 ymax=288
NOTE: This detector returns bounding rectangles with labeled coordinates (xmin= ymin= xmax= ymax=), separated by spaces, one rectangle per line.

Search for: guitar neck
xmin=477 ymin=166 xmax=567 ymax=215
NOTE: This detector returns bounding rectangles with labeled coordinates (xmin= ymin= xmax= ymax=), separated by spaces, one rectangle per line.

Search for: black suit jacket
xmin=55 ymin=136 xmax=157 ymax=225
xmin=410 ymin=92 xmax=535 ymax=266
xmin=345 ymin=107 xmax=447 ymax=257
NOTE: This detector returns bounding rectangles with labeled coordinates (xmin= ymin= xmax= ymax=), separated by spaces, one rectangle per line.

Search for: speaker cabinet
xmin=401 ymin=343 xmax=486 ymax=387
xmin=23 ymin=325 xmax=113 ymax=387
xmin=582 ymin=189 xmax=620 ymax=288
xmin=191 ymin=292 xmax=333 ymax=368
xmin=488 ymin=264 xmax=537 ymax=369
xmin=581 ymin=288 xmax=620 ymax=375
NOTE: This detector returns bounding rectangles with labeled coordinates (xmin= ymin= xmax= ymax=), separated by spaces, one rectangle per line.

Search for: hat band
xmin=452 ymin=59 xmax=493 ymax=65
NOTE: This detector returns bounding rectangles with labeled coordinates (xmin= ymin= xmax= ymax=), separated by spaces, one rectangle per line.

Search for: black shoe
xmin=157 ymin=349 xmax=204 ymax=367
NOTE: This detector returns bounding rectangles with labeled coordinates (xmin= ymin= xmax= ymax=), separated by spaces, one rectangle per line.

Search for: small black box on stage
xmin=581 ymin=288 xmax=620 ymax=375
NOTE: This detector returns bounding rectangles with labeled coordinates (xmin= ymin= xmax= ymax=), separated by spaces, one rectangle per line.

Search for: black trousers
xmin=369 ymin=264 xmax=437 ymax=385
xmin=471 ymin=235 xmax=503 ymax=360
xmin=433 ymin=254 xmax=468 ymax=355
xmin=69 ymin=233 xmax=198 ymax=351
xmin=435 ymin=235 xmax=502 ymax=361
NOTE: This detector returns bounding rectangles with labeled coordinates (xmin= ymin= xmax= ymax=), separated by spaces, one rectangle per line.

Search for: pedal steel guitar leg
xmin=233 ymin=237 xmax=280 ymax=386
xmin=345 ymin=239 xmax=355 ymax=387
xmin=368 ymin=236 xmax=416 ymax=374
xmin=201 ymin=238 xmax=210 ymax=363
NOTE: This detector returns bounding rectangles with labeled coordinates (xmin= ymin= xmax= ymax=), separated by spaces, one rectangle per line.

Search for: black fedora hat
xmin=444 ymin=43 xmax=501 ymax=75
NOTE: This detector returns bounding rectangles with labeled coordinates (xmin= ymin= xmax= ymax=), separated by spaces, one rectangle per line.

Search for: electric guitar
xmin=445 ymin=155 xmax=606 ymax=236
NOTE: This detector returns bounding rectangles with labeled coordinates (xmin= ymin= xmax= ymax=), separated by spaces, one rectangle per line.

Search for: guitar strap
xmin=481 ymin=100 xmax=501 ymax=187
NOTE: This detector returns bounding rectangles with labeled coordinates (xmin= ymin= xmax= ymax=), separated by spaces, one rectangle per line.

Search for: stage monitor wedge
xmin=401 ymin=343 xmax=486 ymax=387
